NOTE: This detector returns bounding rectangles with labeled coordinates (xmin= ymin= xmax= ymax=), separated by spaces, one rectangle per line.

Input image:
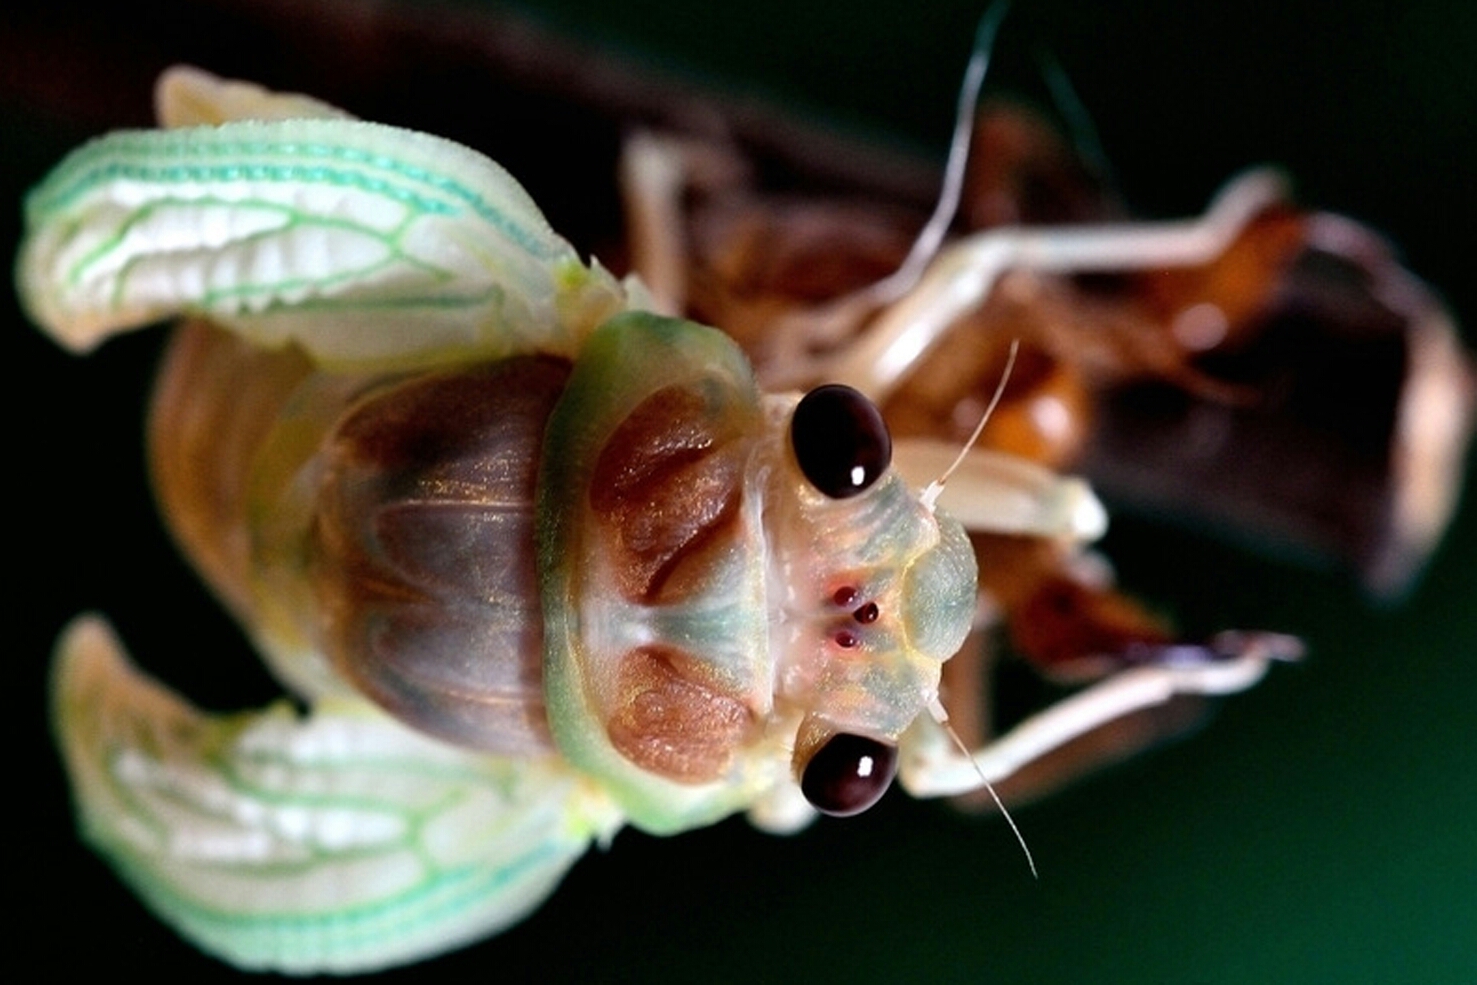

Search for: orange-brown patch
xmin=605 ymin=646 xmax=754 ymax=783
xmin=589 ymin=384 xmax=746 ymax=603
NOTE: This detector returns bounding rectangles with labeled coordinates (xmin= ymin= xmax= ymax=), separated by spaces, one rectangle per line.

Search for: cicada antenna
xmin=927 ymin=695 xmax=1038 ymax=879
xmin=920 ymin=337 xmax=1020 ymax=513
xmin=1034 ymin=45 xmax=1121 ymax=204
xmin=762 ymin=1 xmax=1013 ymax=392
xmin=867 ymin=0 xmax=1012 ymax=307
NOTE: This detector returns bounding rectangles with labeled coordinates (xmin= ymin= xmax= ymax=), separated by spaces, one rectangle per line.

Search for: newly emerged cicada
xmin=24 ymin=62 xmax=1402 ymax=974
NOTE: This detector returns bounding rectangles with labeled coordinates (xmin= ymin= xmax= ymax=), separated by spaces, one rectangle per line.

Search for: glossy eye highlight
xmin=800 ymin=733 xmax=899 ymax=816
xmin=789 ymin=385 xmax=892 ymax=498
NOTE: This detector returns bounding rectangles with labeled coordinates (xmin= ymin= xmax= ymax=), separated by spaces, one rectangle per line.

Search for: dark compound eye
xmin=789 ymin=385 xmax=892 ymax=499
xmin=800 ymin=733 xmax=899 ymax=816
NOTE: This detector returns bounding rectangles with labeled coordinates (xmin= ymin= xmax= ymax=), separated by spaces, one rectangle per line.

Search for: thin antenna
xmin=762 ymin=1 xmax=1012 ymax=392
xmin=868 ymin=1 xmax=1012 ymax=305
xmin=929 ymin=696 xmax=1038 ymax=878
xmin=920 ymin=338 xmax=1020 ymax=511
xmin=1034 ymin=46 xmax=1117 ymax=197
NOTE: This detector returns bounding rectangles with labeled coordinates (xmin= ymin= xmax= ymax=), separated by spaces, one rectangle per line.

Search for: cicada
xmin=24 ymin=59 xmax=1441 ymax=974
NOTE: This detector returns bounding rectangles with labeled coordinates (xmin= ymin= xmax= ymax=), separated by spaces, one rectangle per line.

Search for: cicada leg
xmin=618 ymin=107 xmax=1289 ymax=408
xmin=890 ymin=450 xmax=1301 ymax=805
xmin=619 ymin=131 xmax=714 ymax=318
xmin=811 ymin=168 xmax=1287 ymax=400
xmin=891 ymin=438 xmax=1106 ymax=538
xmin=617 ymin=128 xmax=926 ymax=370
xmin=899 ymin=594 xmax=1300 ymax=805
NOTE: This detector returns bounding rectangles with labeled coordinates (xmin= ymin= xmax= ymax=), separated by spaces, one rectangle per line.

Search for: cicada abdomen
xmin=151 ymin=317 xmax=576 ymax=754
xmin=311 ymin=353 xmax=572 ymax=754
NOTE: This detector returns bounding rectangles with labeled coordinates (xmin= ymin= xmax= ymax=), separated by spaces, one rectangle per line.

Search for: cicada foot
xmin=50 ymin=615 xmax=617 ymax=974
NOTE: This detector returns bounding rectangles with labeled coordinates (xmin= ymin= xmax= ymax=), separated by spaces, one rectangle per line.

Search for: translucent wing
xmin=52 ymin=617 xmax=619 ymax=974
xmin=17 ymin=117 xmax=624 ymax=371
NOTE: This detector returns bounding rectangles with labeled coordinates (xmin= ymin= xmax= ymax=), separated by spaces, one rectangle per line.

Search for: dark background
xmin=5 ymin=1 xmax=1473 ymax=981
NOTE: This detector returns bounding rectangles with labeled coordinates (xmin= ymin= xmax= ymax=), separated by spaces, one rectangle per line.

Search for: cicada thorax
xmin=536 ymin=313 xmax=786 ymax=829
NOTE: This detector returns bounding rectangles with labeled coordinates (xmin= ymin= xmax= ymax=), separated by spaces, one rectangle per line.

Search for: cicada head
xmin=540 ymin=313 xmax=976 ymax=833
xmin=762 ymin=384 xmax=977 ymax=817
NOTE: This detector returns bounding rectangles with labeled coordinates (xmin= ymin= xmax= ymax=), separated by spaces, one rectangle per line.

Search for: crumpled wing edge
xmin=51 ymin=615 xmax=617 ymax=974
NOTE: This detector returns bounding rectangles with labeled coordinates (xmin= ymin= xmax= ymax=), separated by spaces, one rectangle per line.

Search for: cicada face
xmin=762 ymin=386 xmax=976 ymax=815
xmin=539 ymin=313 xmax=977 ymax=832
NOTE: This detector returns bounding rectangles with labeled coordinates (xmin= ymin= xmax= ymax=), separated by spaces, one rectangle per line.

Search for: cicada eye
xmin=789 ymin=384 xmax=892 ymax=499
xmin=800 ymin=733 xmax=899 ymax=816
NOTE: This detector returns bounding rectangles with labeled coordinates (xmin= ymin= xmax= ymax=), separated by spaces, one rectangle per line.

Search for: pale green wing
xmin=52 ymin=616 xmax=621 ymax=974
xmin=17 ymin=118 xmax=624 ymax=370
